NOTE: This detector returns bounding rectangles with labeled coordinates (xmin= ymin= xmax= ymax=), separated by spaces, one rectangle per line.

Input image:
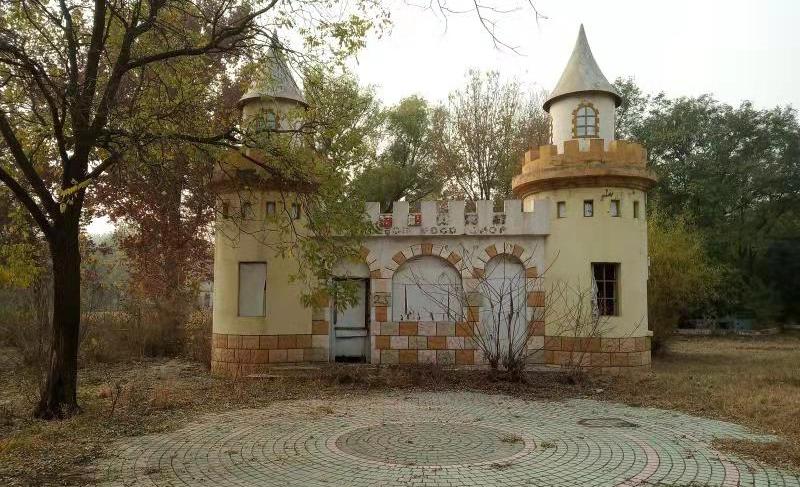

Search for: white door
xmin=334 ymin=279 xmax=368 ymax=361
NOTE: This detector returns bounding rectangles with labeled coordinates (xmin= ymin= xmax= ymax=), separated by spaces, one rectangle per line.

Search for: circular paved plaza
xmin=99 ymin=391 xmax=800 ymax=486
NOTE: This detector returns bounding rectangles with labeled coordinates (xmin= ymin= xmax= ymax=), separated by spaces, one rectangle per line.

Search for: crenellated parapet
xmin=512 ymin=138 xmax=657 ymax=196
xmin=365 ymin=200 xmax=550 ymax=237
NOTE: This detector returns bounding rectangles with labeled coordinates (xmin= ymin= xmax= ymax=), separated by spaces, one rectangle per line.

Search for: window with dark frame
xmin=633 ymin=201 xmax=640 ymax=219
xmin=266 ymin=201 xmax=276 ymax=216
xmin=575 ymin=104 xmax=598 ymax=138
xmin=592 ymin=263 xmax=618 ymax=316
xmin=583 ymin=200 xmax=594 ymax=217
xmin=557 ymin=201 xmax=566 ymax=218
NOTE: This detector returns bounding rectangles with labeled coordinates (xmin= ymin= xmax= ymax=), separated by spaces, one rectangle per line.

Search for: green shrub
xmin=648 ymin=210 xmax=719 ymax=350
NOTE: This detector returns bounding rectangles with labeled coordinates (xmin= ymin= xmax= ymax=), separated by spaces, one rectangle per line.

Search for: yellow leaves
xmin=0 ymin=242 xmax=41 ymax=289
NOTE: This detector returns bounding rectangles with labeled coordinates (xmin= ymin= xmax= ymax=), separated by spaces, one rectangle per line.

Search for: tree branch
xmin=0 ymin=164 xmax=53 ymax=240
xmin=0 ymin=111 xmax=60 ymax=220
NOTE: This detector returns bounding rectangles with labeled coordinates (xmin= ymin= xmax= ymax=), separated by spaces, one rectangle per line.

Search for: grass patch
xmin=610 ymin=333 xmax=800 ymax=472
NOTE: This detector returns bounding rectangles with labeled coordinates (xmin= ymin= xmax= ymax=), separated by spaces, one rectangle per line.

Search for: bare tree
xmin=431 ymin=71 xmax=551 ymax=201
xmin=0 ymin=0 xmax=386 ymax=418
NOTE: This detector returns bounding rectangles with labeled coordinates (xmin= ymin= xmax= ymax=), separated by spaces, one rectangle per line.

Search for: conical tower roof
xmin=238 ymin=36 xmax=307 ymax=107
xmin=543 ymin=25 xmax=621 ymax=112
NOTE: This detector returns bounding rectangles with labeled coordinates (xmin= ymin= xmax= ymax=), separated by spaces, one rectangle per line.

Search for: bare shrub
xmin=181 ymin=309 xmax=212 ymax=366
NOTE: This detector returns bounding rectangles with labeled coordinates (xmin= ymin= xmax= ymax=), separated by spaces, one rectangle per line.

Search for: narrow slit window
xmin=584 ymin=200 xmax=594 ymax=217
xmin=241 ymin=201 xmax=253 ymax=219
xmin=592 ymin=263 xmax=618 ymax=316
xmin=265 ymin=110 xmax=277 ymax=130
xmin=633 ymin=201 xmax=640 ymax=219
xmin=290 ymin=203 xmax=301 ymax=220
xmin=238 ymin=262 xmax=267 ymax=317
xmin=557 ymin=201 xmax=566 ymax=218
xmin=610 ymin=200 xmax=620 ymax=217
xmin=222 ymin=202 xmax=230 ymax=219
xmin=266 ymin=201 xmax=276 ymax=216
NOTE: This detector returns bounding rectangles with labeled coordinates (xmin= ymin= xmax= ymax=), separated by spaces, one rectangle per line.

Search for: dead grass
xmin=609 ymin=333 xmax=800 ymax=472
xmin=1 ymin=333 xmax=799 ymax=485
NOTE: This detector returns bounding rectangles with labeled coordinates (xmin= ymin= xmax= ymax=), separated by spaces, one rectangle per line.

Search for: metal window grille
xmin=592 ymin=263 xmax=618 ymax=316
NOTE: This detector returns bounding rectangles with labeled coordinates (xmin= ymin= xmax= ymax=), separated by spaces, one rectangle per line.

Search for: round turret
xmin=544 ymin=25 xmax=620 ymax=150
xmin=512 ymin=25 xmax=657 ymax=368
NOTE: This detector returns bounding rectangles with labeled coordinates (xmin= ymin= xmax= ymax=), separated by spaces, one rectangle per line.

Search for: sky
xmin=351 ymin=0 xmax=800 ymax=109
xmin=87 ymin=0 xmax=800 ymax=234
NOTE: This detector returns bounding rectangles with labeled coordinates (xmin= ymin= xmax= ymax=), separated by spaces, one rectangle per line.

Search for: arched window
xmin=392 ymin=257 xmax=462 ymax=321
xmin=573 ymin=103 xmax=598 ymax=138
xmin=479 ymin=254 xmax=527 ymax=358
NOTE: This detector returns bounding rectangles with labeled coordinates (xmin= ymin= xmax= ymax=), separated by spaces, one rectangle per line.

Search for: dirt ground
xmin=1 ymin=333 xmax=798 ymax=486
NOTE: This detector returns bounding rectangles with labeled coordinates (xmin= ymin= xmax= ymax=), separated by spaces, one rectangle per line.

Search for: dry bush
xmin=80 ymin=306 xmax=192 ymax=363
xmin=181 ymin=309 xmax=212 ymax=366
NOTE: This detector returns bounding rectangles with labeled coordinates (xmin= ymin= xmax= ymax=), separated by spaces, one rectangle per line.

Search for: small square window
xmin=290 ymin=203 xmax=301 ymax=220
xmin=557 ymin=201 xmax=566 ymax=218
xmin=266 ymin=201 xmax=276 ymax=216
xmin=583 ymin=200 xmax=594 ymax=217
xmin=610 ymin=200 xmax=620 ymax=217
xmin=633 ymin=201 xmax=640 ymax=219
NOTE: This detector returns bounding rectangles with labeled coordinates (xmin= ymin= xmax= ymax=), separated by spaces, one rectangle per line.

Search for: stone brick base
xmin=369 ymin=320 xmax=651 ymax=371
xmin=211 ymin=326 xmax=329 ymax=377
xmin=371 ymin=321 xmax=483 ymax=365
xmin=542 ymin=336 xmax=651 ymax=371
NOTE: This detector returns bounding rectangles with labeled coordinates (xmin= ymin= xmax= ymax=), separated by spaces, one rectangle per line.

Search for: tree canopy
xmin=616 ymin=77 xmax=800 ymax=324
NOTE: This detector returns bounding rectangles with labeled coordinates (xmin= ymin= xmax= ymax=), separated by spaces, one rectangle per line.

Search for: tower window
xmin=557 ymin=201 xmax=566 ymax=218
xmin=573 ymin=103 xmax=599 ymax=138
xmin=633 ymin=201 xmax=640 ymax=219
xmin=290 ymin=203 xmax=301 ymax=220
xmin=583 ymin=200 xmax=594 ymax=217
xmin=222 ymin=202 xmax=230 ymax=219
xmin=265 ymin=110 xmax=277 ymax=130
xmin=241 ymin=201 xmax=253 ymax=219
xmin=266 ymin=201 xmax=276 ymax=216
xmin=592 ymin=263 xmax=618 ymax=316
xmin=610 ymin=200 xmax=620 ymax=217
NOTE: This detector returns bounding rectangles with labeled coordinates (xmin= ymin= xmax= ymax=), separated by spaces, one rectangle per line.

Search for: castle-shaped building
xmin=211 ymin=26 xmax=657 ymax=376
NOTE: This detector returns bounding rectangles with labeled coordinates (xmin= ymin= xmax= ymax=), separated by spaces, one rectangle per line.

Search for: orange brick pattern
xmin=542 ymin=336 xmax=651 ymax=371
xmin=372 ymin=321 xmax=479 ymax=365
xmin=211 ymin=330 xmax=329 ymax=378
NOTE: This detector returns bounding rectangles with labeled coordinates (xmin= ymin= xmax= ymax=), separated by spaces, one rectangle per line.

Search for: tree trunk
xmin=34 ymin=216 xmax=82 ymax=419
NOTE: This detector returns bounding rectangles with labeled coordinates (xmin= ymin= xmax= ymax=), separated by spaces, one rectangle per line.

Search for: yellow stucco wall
xmin=524 ymin=186 xmax=649 ymax=338
xmin=212 ymin=190 xmax=311 ymax=336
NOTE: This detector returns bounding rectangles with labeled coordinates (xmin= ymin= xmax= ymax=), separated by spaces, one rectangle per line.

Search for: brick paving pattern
xmin=98 ymin=392 xmax=800 ymax=486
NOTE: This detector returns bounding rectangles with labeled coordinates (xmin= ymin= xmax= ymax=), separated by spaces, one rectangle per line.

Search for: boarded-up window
xmin=238 ymin=262 xmax=266 ymax=317
xmin=392 ymin=257 xmax=462 ymax=321
xmin=480 ymin=255 xmax=527 ymax=355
